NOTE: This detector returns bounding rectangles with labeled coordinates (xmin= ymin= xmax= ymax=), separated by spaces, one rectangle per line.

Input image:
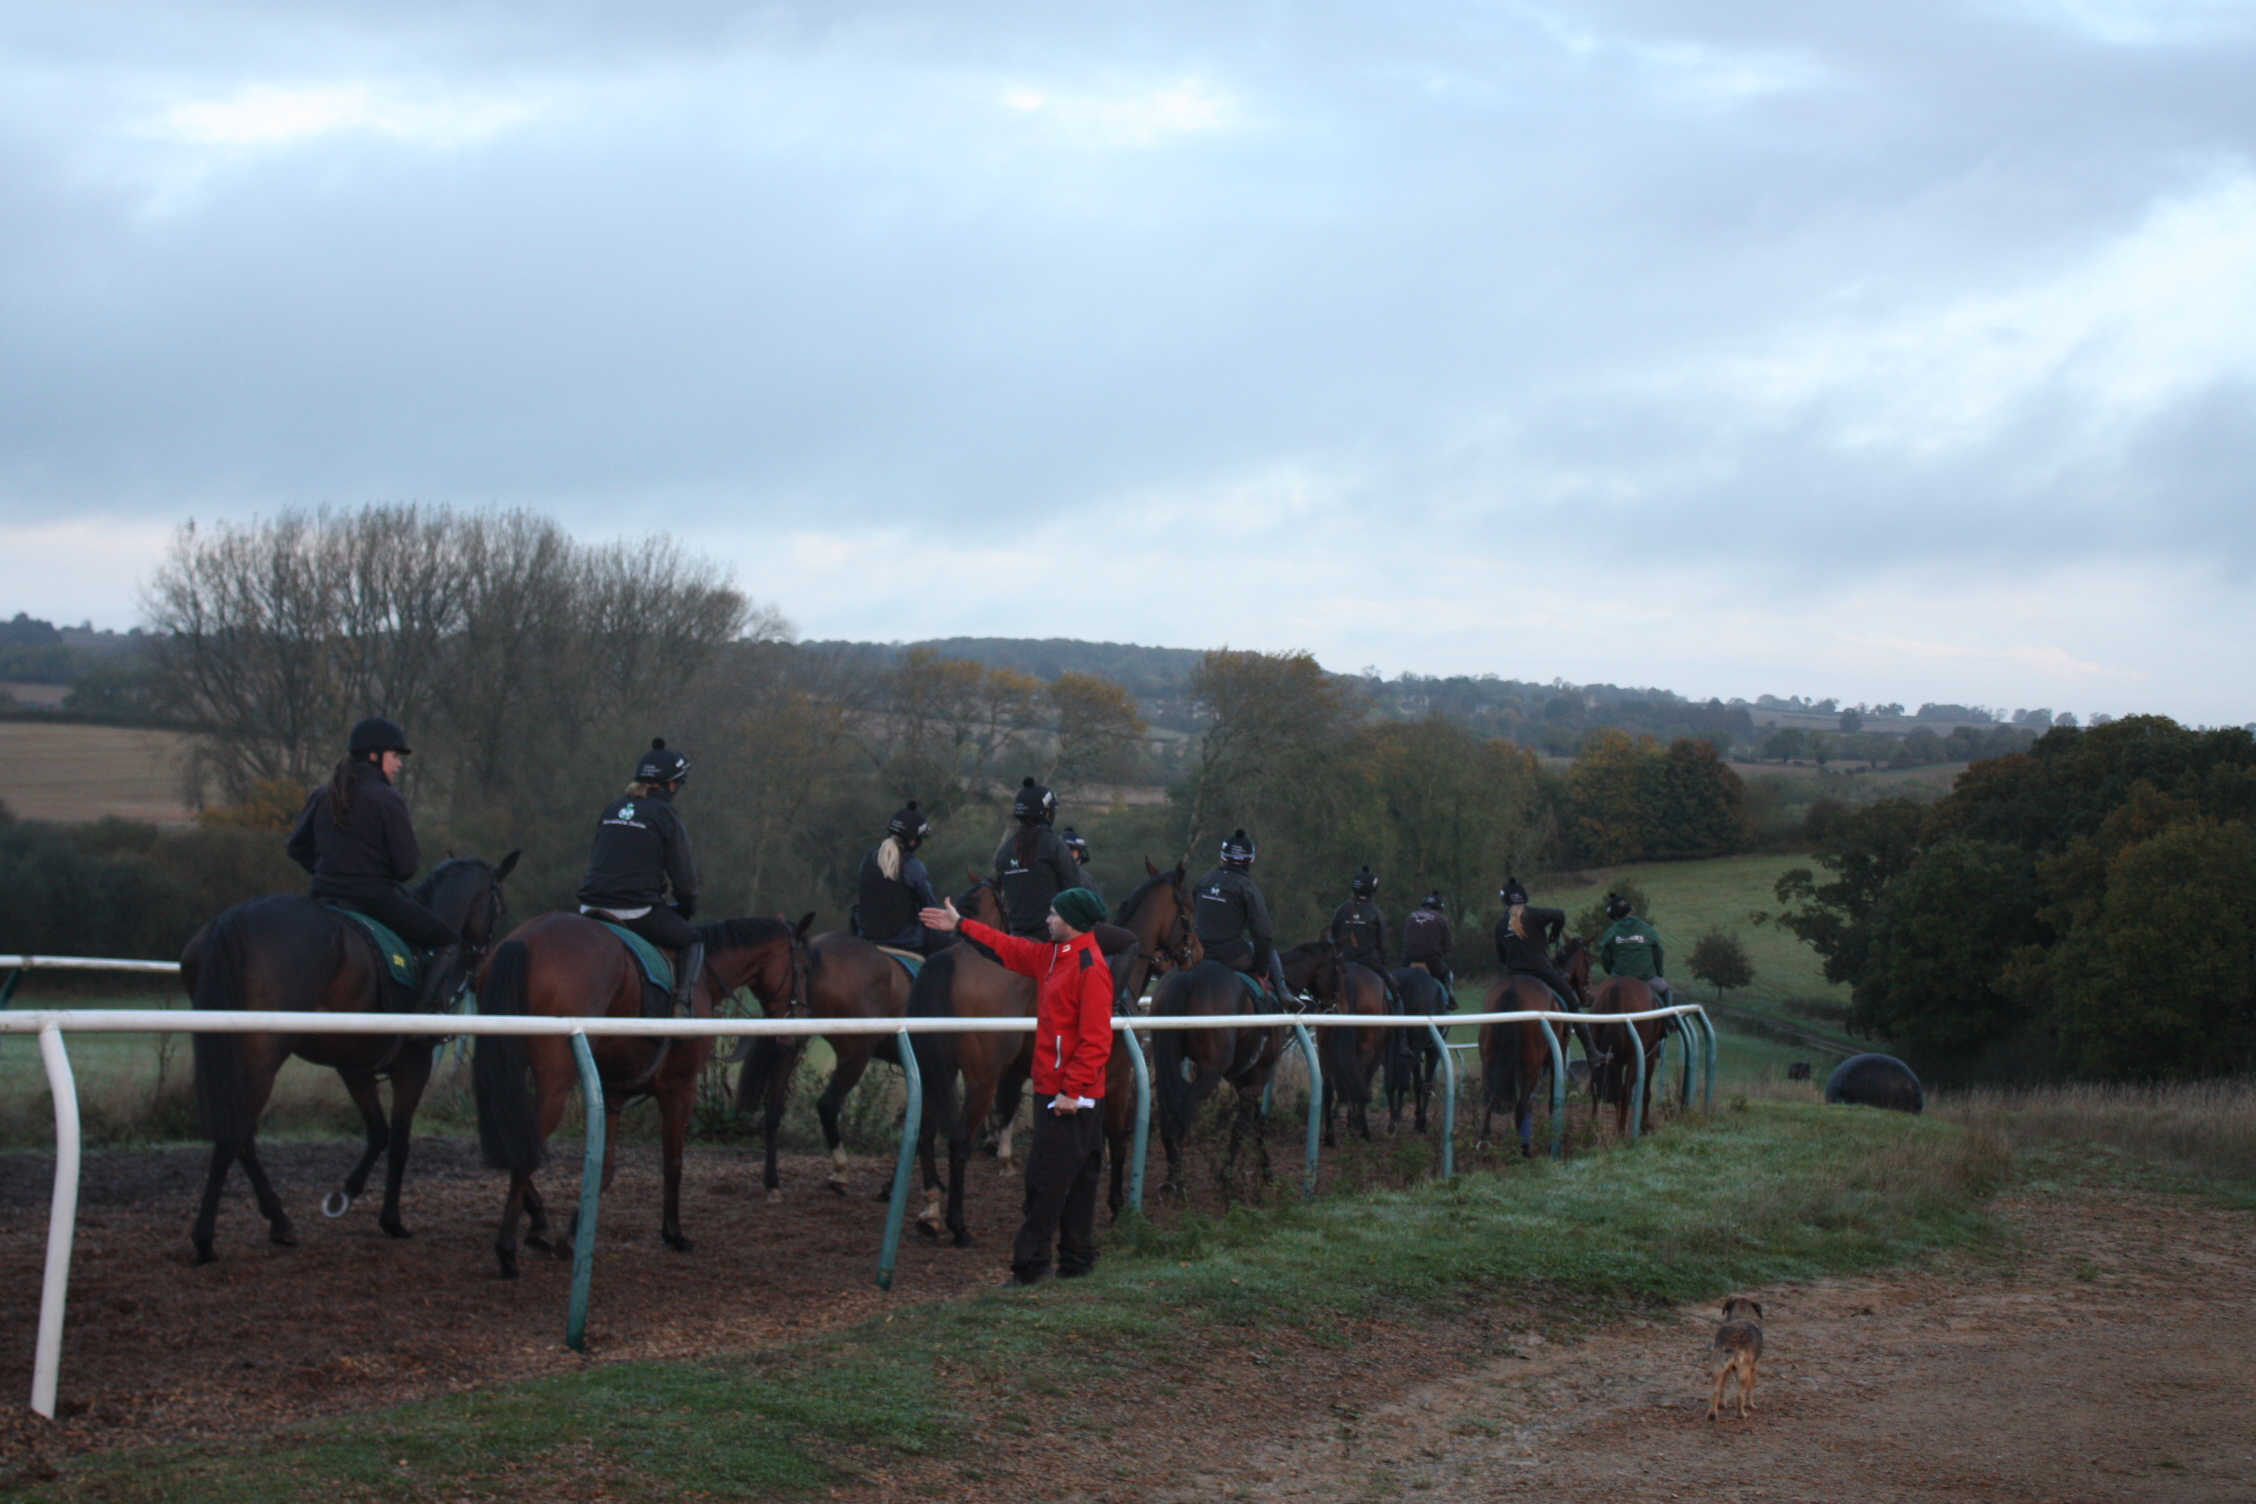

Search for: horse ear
xmin=968 ymin=867 xmax=983 ymax=885
xmin=1171 ymin=862 xmax=1184 ymax=884
xmin=495 ymin=850 xmax=521 ymax=881
xmin=1145 ymin=856 xmax=1160 ymax=876
xmin=795 ymin=911 xmax=817 ymax=941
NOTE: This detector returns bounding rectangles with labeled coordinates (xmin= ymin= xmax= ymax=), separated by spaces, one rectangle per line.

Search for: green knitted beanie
xmin=1052 ymin=887 xmax=1106 ymax=933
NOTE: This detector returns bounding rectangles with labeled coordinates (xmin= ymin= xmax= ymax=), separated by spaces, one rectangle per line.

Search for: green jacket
xmin=1598 ymin=916 xmax=1664 ymax=980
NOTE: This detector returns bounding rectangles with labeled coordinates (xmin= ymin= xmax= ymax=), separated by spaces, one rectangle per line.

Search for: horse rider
xmin=1193 ymin=828 xmax=1294 ymax=1007
xmin=995 ymin=777 xmax=1081 ymax=939
xmin=856 ymin=800 xmax=942 ymax=956
xmin=1597 ymin=892 xmax=1673 ymax=1009
xmin=1059 ymin=826 xmax=1103 ymax=907
xmin=1494 ymin=876 xmax=1608 ymax=1063
xmin=287 ymin=715 xmax=466 ymax=1010
xmin=1401 ymin=890 xmax=1454 ymax=993
xmin=576 ymin=738 xmax=702 ymax=1016
xmin=1329 ymin=865 xmax=1400 ymax=1011
xmin=919 ymin=885 xmax=1115 ymax=1286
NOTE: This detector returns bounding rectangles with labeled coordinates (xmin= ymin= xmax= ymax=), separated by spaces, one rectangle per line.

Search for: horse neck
xmin=708 ymin=936 xmax=789 ymax=1009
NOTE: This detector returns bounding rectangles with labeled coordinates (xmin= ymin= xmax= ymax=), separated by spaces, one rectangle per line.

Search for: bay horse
xmin=1383 ymin=964 xmax=1454 ymax=1135
xmin=733 ymin=930 xmax=915 ymax=1199
xmin=1320 ymin=958 xmax=1388 ymax=1148
xmin=182 ymin=852 xmax=519 ymax=1264
xmin=1098 ymin=864 xmax=1201 ymax=1221
xmin=1588 ymin=975 xmax=1669 ymax=1138
xmin=1149 ymin=954 xmax=1296 ymax=1205
xmin=471 ymin=912 xmax=810 ymax=1279
xmin=1476 ymin=973 xmax=1570 ymax=1158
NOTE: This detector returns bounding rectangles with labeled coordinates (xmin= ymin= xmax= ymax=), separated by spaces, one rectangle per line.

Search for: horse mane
xmin=410 ymin=856 xmax=484 ymax=906
xmin=1113 ymin=870 xmax=1172 ymax=925
xmin=697 ymin=915 xmax=794 ymax=953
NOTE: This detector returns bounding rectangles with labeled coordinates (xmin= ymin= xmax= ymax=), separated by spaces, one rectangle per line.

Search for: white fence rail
xmin=4 ymin=979 xmax=1714 ymax=1421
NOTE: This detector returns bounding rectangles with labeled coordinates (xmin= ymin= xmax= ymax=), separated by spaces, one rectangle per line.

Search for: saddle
xmin=874 ymin=944 xmax=925 ymax=981
xmin=325 ymin=905 xmax=417 ymax=1011
xmin=592 ymin=919 xmax=683 ymax=1020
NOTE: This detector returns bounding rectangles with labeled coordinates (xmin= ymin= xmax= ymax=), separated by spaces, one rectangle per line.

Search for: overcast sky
xmin=4 ymin=1 xmax=2253 ymax=721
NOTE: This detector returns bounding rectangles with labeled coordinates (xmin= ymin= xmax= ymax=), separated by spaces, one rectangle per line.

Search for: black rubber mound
xmin=1824 ymin=1052 xmax=1925 ymax=1114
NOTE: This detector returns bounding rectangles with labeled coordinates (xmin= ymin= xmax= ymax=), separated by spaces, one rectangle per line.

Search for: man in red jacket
xmin=922 ymin=883 xmax=1116 ymax=1286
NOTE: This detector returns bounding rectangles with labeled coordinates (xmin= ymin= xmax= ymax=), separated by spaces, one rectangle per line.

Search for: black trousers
xmin=601 ymin=906 xmax=702 ymax=951
xmin=1011 ymin=1102 xmax=1106 ymax=1280
xmin=322 ymin=886 xmax=459 ymax=951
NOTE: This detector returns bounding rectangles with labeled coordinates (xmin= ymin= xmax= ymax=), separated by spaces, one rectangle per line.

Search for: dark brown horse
xmin=182 ymin=852 xmax=519 ymax=1264
xmin=1149 ymin=955 xmax=1294 ymax=1204
xmin=1588 ymin=975 xmax=1668 ymax=1137
xmin=1476 ymin=973 xmax=1569 ymax=1158
xmin=1383 ymin=964 xmax=1454 ymax=1135
xmin=1320 ymin=958 xmax=1388 ymax=1147
xmin=1097 ymin=864 xmax=1202 ymax=1220
xmin=733 ymin=930 xmax=915 ymax=1199
xmin=471 ymin=912 xmax=810 ymax=1278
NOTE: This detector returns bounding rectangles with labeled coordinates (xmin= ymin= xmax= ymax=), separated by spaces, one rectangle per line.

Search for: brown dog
xmin=1706 ymin=1296 xmax=1764 ymax=1420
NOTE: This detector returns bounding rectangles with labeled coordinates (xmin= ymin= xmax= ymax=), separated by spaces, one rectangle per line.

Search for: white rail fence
xmin=3 ymin=953 xmax=1714 ymax=1421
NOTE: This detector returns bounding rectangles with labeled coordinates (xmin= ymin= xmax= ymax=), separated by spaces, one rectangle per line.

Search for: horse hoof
xmin=915 ymin=1223 xmax=940 ymax=1242
xmin=526 ymin=1232 xmax=554 ymax=1254
xmin=664 ymin=1233 xmax=693 ymax=1254
xmin=382 ymin=1221 xmax=413 ymax=1240
xmin=322 ymin=1190 xmax=352 ymax=1219
xmin=497 ymin=1255 xmax=520 ymax=1281
xmin=952 ymin=1232 xmax=975 ymax=1249
xmin=767 ymin=1189 xmax=783 ymax=1204
xmin=270 ymin=1221 xmax=299 ymax=1248
xmin=191 ymin=1243 xmax=216 ymax=1267
xmin=825 ymin=1179 xmax=849 ymax=1197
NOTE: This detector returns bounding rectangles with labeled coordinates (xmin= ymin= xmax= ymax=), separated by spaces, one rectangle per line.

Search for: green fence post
xmin=1678 ymin=1011 xmax=1695 ymax=1110
xmin=1426 ymin=1020 xmax=1455 ymax=1180
xmin=0 ymin=966 xmax=22 ymax=1009
xmin=1123 ymin=1023 xmax=1151 ymax=1214
xmin=876 ymin=1027 xmax=924 ymax=1290
xmin=1696 ymin=1008 xmax=1717 ymax=1111
xmin=1291 ymin=1019 xmax=1321 ymax=1199
xmin=1628 ymin=1014 xmax=1650 ymax=1140
xmin=1543 ymin=1019 xmax=1566 ymax=1160
xmin=566 ymin=1030 xmax=604 ymax=1354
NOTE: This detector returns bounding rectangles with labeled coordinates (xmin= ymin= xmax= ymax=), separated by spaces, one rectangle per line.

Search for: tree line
xmin=1774 ymin=716 xmax=2256 ymax=1082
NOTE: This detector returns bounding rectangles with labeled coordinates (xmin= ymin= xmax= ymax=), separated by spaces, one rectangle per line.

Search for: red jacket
xmin=958 ymin=918 xmax=1114 ymax=1099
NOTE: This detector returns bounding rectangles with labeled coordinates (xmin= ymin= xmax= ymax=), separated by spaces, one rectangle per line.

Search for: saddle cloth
xmin=594 ymin=920 xmax=674 ymax=992
xmin=874 ymin=945 xmax=924 ymax=980
xmin=326 ymin=906 xmax=417 ymax=987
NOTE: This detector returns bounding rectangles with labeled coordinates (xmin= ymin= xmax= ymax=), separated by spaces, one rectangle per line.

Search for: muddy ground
xmin=2 ymin=1135 xmax=2251 ymax=1502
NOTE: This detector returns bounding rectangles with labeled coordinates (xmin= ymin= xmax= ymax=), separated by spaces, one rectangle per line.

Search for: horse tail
xmin=1151 ymin=969 xmax=1221 ymax=1138
xmin=190 ymin=909 xmax=257 ymax=1148
xmin=734 ymin=1036 xmax=799 ymax=1118
xmin=1482 ymin=1021 xmax=1520 ymax=1117
xmin=1323 ymin=1007 xmax=1372 ymax=1106
xmin=906 ymin=948 xmax=964 ymax=1140
xmin=472 ymin=938 xmax=543 ymax=1174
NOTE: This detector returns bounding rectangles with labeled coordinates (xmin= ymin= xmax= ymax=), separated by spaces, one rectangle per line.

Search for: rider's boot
xmin=411 ymin=944 xmax=465 ymax=1013
xmin=669 ymin=941 xmax=705 ymax=1017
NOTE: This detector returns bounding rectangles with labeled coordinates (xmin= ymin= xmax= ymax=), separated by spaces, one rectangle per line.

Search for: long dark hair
xmin=324 ymin=755 xmax=362 ymax=827
xmin=1013 ymin=822 xmax=1043 ymax=868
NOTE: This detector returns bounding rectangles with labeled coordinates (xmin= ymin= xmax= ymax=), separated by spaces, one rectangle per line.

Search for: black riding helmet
xmin=635 ymin=737 xmax=690 ymax=786
xmin=1060 ymin=826 xmax=1091 ymax=863
xmin=1499 ymin=875 xmax=1528 ymax=908
xmin=1605 ymin=892 xmax=1633 ymax=921
xmin=887 ymin=800 xmax=929 ymax=844
xmin=1420 ymin=891 xmax=1444 ymax=910
xmin=348 ymin=716 xmax=412 ymax=756
xmin=1012 ymin=777 xmax=1057 ymax=825
xmin=1220 ymin=829 xmax=1256 ymax=868
xmin=1350 ymin=865 xmax=1378 ymax=898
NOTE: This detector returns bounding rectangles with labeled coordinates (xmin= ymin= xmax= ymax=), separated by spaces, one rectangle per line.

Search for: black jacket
xmin=1194 ymin=865 xmax=1274 ymax=972
xmin=287 ymin=762 xmax=420 ymax=902
xmin=1329 ymin=898 xmax=1390 ymax=971
xmin=857 ymin=841 xmax=936 ymax=948
xmin=995 ymin=826 xmax=1080 ymax=938
xmin=578 ymin=789 xmax=698 ymax=914
xmin=1494 ymin=906 xmax=1567 ymax=974
xmin=1401 ymin=906 xmax=1453 ymax=965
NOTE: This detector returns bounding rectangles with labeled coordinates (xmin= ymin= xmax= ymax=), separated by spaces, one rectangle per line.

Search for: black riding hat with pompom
xmin=888 ymin=801 xmax=929 ymax=843
xmin=635 ymin=737 xmax=689 ymax=785
xmin=1499 ymin=875 xmax=1528 ymax=907
xmin=1605 ymin=892 xmax=1632 ymax=921
xmin=1012 ymin=777 xmax=1057 ymax=825
xmin=1350 ymin=865 xmax=1378 ymax=897
xmin=1220 ymin=828 xmax=1256 ymax=866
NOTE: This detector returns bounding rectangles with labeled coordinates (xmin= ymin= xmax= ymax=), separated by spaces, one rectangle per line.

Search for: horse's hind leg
xmin=331 ymin=1071 xmax=389 ymax=1219
xmin=815 ymin=1048 xmax=874 ymax=1195
xmin=375 ymin=1046 xmax=435 ymax=1238
xmin=191 ymin=1142 xmax=237 ymax=1265
xmin=496 ymin=1171 xmax=533 ymax=1279
xmin=659 ymin=1081 xmax=694 ymax=1253
xmin=235 ymin=1138 xmax=297 ymax=1248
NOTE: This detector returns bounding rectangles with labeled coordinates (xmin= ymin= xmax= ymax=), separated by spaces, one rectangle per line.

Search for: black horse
xmin=1383 ymin=965 xmax=1455 ymax=1135
xmin=182 ymin=853 xmax=518 ymax=1264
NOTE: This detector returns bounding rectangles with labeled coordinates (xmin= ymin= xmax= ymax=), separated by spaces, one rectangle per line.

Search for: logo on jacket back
xmin=603 ymin=801 xmax=644 ymax=828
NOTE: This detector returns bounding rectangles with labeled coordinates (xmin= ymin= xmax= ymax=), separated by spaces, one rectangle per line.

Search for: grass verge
xmin=1933 ymin=1079 xmax=2256 ymax=1208
xmin=16 ymin=1098 xmax=2006 ymax=1502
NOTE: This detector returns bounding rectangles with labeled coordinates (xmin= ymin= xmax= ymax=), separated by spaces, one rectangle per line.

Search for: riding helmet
xmin=348 ymin=716 xmax=412 ymax=756
xmin=635 ymin=737 xmax=690 ymax=786
xmin=1605 ymin=892 xmax=1633 ymax=921
xmin=1499 ymin=875 xmax=1529 ymax=908
xmin=1350 ymin=865 xmax=1378 ymax=898
xmin=1012 ymin=777 xmax=1057 ymax=825
xmin=1421 ymin=890 xmax=1445 ymax=910
xmin=1220 ymin=828 xmax=1257 ymax=866
xmin=1060 ymin=826 xmax=1091 ymax=864
xmin=887 ymin=800 xmax=930 ymax=843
